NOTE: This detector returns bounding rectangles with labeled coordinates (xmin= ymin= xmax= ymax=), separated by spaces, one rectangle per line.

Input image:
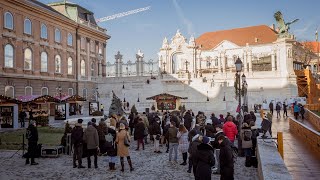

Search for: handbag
xmin=155 ymin=134 xmax=161 ymax=140
xmin=124 ymin=135 xmax=130 ymax=147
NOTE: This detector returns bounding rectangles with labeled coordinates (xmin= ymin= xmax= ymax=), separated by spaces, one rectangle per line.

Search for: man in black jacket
xmin=218 ymin=135 xmax=234 ymax=180
xmin=183 ymin=111 xmax=193 ymax=131
xmin=71 ymin=119 xmax=85 ymax=168
xmin=26 ymin=120 xmax=39 ymax=165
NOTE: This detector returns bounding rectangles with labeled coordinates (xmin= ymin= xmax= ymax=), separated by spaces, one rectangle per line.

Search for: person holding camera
xmin=26 ymin=120 xmax=38 ymax=165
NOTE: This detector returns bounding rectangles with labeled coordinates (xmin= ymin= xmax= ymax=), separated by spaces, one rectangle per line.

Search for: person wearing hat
xmin=71 ymin=119 xmax=85 ymax=168
xmin=25 ymin=120 xmax=38 ymax=165
xmin=193 ymin=136 xmax=215 ymax=180
xmin=241 ymin=122 xmax=253 ymax=167
xmin=116 ymin=123 xmax=134 ymax=172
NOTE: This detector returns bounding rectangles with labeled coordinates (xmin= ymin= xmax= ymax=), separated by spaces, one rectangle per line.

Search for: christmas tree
xmin=109 ymin=91 xmax=124 ymax=116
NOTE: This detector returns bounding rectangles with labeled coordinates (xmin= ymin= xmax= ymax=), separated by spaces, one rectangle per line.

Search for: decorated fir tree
xmin=109 ymin=91 xmax=124 ymax=116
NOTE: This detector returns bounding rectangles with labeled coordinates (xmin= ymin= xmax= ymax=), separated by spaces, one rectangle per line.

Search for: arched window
xmin=67 ymin=57 xmax=73 ymax=74
xmin=67 ymin=33 xmax=73 ymax=46
xmin=214 ymin=57 xmax=218 ymax=66
xmin=68 ymin=88 xmax=74 ymax=96
xmin=41 ymin=23 xmax=47 ymax=39
xmin=24 ymin=18 xmax=32 ymax=35
xmin=5 ymin=86 xmax=14 ymax=98
xmin=91 ymin=61 xmax=95 ymax=76
xmin=41 ymin=52 xmax=48 ymax=72
xmin=82 ymin=88 xmax=87 ymax=99
xmin=81 ymin=60 xmax=86 ymax=76
xmin=4 ymin=12 xmax=13 ymax=29
xmin=41 ymin=87 xmax=48 ymax=95
xmin=55 ymin=28 xmax=61 ymax=43
xmin=25 ymin=86 xmax=33 ymax=96
xmin=4 ymin=44 xmax=14 ymax=68
xmin=24 ymin=48 xmax=32 ymax=70
xmin=55 ymin=55 xmax=61 ymax=73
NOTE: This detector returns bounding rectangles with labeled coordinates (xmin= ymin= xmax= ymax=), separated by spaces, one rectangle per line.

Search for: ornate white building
xmin=99 ymin=25 xmax=316 ymax=115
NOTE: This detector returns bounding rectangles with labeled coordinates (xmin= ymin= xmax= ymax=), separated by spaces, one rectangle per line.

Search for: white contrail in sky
xmin=172 ymin=0 xmax=194 ymax=36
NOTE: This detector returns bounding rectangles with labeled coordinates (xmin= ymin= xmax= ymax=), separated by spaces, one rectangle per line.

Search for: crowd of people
xmin=268 ymin=101 xmax=305 ymax=120
xmin=60 ymin=109 xmax=259 ymax=180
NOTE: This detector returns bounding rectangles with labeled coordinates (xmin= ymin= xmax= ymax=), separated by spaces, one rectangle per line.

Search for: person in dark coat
xmin=19 ymin=109 xmax=27 ymax=128
xmin=134 ymin=118 xmax=146 ymax=150
xmin=105 ymin=126 xmax=117 ymax=170
xmin=149 ymin=119 xmax=162 ymax=153
xmin=91 ymin=118 xmax=98 ymax=129
xmin=204 ymin=123 xmax=215 ymax=138
xmin=128 ymin=112 xmax=135 ymax=135
xmin=26 ymin=120 xmax=39 ymax=165
xmin=276 ymin=103 xmax=281 ymax=118
xmin=282 ymin=102 xmax=288 ymax=117
xmin=212 ymin=124 xmax=225 ymax=174
xmin=183 ymin=111 xmax=193 ymax=131
xmin=188 ymin=134 xmax=202 ymax=174
xmin=188 ymin=124 xmax=203 ymax=142
xmin=210 ymin=113 xmax=220 ymax=127
xmin=249 ymin=111 xmax=256 ymax=122
xmin=269 ymin=101 xmax=274 ymax=115
xmin=96 ymin=121 xmax=107 ymax=154
xmin=193 ymin=136 xmax=215 ymax=180
xmin=218 ymin=135 xmax=234 ymax=180
xmin=71 ymin=119 xmax=85 ymax=168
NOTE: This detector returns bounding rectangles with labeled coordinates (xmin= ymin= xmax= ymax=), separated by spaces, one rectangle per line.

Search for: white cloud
xmin=172 ymin=0 xmax=194 ymax=36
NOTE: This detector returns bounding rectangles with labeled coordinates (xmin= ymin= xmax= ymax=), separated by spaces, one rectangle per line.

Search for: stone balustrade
xmin=255 ymin=114 xmax=292 ymax=180
xmin=289 ymin=117 xmax=320 ymax=154
xmin=305 ymin=108 xmax=320 ymax=131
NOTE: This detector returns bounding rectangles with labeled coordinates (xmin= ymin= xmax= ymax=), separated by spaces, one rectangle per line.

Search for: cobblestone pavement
xmin=0 ymin=141 xmax=258 ymax=180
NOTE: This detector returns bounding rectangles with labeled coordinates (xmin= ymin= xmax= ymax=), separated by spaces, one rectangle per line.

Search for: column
xmin=244 ymin=52 xmax=248 ymax=72
xmin=102 ymin=43 xmax=107 ymax=77
xmin=271 ymin=52 xmax=276 ymax=71
xmin=115 ymin=51 xmax=122 ymax=77
xmin=221 ymin=53 xmax=226 ymax=73
xmin=86 ymin=38 xmax=90 ymax=79
xmin=248 ymin=51 xmax=252 ymax=72
xmin=218 ymin=55 xmax=222 ymax=73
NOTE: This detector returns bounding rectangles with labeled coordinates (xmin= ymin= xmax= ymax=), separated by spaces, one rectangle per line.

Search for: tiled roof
xmin=302 ymin=42 xmax=320 ymax=53
xmin=26 ymin=0 xmax=69 ymax=20
xmin=196 ymin=25 xmax=278 ymax=50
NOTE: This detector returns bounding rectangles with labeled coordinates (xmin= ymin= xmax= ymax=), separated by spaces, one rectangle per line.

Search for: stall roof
xmin=0 ymin=95 xmax=22 ymax=104
xmin=32 ymin=95 xmax=59 ymax=103
xmin=17 ymin=95 xmax=40 ymax=103
xmin=146 ymin=93 xmax=188 ymax=100
xmin=64 ymin=95 xmax=86 ymax=102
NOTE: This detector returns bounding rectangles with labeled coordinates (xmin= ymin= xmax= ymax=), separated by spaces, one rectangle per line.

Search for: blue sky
xmin=41 ymin=0 xmax=320 ymax=63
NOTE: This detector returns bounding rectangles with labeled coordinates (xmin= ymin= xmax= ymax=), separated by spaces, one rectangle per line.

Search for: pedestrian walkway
xmin=271 ymin=114 xmax=320 ymax=180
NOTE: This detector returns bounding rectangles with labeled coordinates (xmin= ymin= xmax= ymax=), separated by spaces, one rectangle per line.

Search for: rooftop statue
xmin=274 ymin=11 xmax=299 ymax=38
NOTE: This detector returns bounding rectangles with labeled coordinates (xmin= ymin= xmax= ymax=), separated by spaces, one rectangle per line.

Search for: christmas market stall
xmin=146 ymin=93 xmax=188 ymax=112
xmin=0 ymin=95 xmax=22 ymax=129
xmin=17 ymin=95 xmax=59 ymax=126
xmin=64 ymin=95 xmax=86 ymax=116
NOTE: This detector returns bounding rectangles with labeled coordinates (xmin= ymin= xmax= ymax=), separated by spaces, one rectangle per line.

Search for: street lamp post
xmin=235 ymin=57 xmax=245 ymax=157
xmin=185 ymin=60 xmax=189 ymax=73
xmin=58 ymin=86 xmax=62 ymax=103
xmin=95 ymin=87 xmax=99 ymax=102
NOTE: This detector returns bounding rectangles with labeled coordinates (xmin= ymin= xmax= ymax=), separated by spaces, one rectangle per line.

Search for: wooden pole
xmin=277 ymin=132 xmax=284 ymax=159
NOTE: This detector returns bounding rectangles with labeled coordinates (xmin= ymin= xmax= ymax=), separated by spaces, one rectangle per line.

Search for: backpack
xmin=243 ymin=129 xmax=252 ymax=141
xmin=105 ymin=133 xmax=114 ymax=148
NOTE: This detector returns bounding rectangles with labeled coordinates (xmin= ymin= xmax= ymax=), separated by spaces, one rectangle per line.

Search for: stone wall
xmin=305 ymin=109 xmax=320 ymax=131
xmin=289 ymin=117 xmax=320 ymax=154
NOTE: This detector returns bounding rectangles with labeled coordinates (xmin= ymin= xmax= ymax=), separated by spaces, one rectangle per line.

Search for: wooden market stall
xmin=146 ymin=93 xmax=187 ymax=111
xmin=0 ymin=95 xmax=22 ymax=128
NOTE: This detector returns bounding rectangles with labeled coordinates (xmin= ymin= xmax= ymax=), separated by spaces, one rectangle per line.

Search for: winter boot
xmin=120 ymin=159 xmax=125 ymax=172
xmin=109 ymin=163 xmax=112 ymax=170
xmin=128 ymin=159 xmax=134 ymax=172
xmin=245 ymin=156 xmax=252 ymax=167
xmin=112 ymin=163 xmax=116 ymax=170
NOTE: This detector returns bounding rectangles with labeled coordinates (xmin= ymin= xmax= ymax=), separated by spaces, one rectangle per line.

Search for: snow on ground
xmin=0 ymin=142 xmax=258 ymax=180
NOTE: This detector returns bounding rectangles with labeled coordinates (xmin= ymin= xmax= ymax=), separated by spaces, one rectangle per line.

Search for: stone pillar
xmin=218 ymin=54 xmax=222 ymax=73
xmin=86 ymin=38 xmax=90 ymax=79
xmin=136 ymin=50 xmax=144 ymax=76
xmin=271 ymin=52 xmax=276 ymax=71
xmin=244 ymin=52 xmax=248 ymax=72
xmin=248 ymin=51 xmax=252 ymax=72
xmin=102 ymin=43 xmax=107 ymax=77
xmin=115 ymin=51 xmax=122 ymax=77
xmin=221 ymin=53 xmax=226 ymax=73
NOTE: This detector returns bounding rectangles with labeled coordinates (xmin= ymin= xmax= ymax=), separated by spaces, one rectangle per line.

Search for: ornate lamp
xmin=235 ymin=57 xmax=243 ymax=72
